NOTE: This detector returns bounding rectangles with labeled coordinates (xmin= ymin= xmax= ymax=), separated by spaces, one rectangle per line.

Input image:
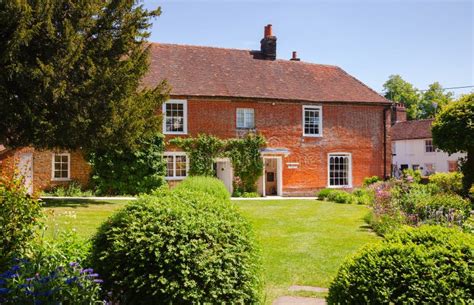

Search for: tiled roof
xmin=142 ymin=43 xmax=389 ymax=104
xmin=391 ymin=119 xmax=434 ymax=140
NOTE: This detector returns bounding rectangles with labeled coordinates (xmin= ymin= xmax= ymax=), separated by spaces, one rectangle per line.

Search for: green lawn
xmin=42 ymin=198 xmax=379 ymax=303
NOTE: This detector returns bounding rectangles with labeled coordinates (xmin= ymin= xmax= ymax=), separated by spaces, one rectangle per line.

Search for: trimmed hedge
xmin=328 ymin=226 xmax=474 ymax=304
xmin=173 ymin=176 xmax=230 ymax=201
xmin=90 ymin=190 xmax=261 ymax=304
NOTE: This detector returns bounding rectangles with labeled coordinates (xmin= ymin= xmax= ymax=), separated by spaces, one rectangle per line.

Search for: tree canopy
xmin=0 ymin=0 xmax=168 ymax=151
xmin=432 ymin=93 xmax=474 ymax=195
xmin=383 ymin=75 xmax=453 ymax=120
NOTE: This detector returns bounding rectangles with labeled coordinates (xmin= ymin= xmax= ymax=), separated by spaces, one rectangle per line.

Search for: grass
xmin=42 ymin=198 xmax=379 ymax=303
xmin=236 ymin=200 xmax=379 ymax=302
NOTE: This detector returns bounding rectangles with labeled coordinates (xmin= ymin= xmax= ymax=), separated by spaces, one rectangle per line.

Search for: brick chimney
xmin=260 ymin=24 xmax=277 ymax=60
xmin=290 ymin=51 xmax=300 ymax=61
xmin=391 ymin=103 xmax=407 ymax=124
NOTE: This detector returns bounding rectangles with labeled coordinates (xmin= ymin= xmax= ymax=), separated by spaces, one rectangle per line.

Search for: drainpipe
xmin=383 ymin=106 xmax=390 ymax=179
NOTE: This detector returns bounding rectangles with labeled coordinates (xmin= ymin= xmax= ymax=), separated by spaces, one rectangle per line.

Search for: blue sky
xmin=144 ymin=0 xmax=473 ymax=95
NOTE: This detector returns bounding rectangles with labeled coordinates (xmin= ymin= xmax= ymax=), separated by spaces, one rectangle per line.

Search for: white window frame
xmin=425 ymin=139 xmax=435 ymax=153
xmin=164 ymin=152 xmax=189 ymax=180
xmin=236 ymin=108 xmax=255 ymax=129
xmin=327 ymin=153 xmax=352 ymax=188
xmin=302 ymin=105 xmax=323 ymax=137
xmin=162 ymin=99 xmax=188 ymax=135
xmin=51 ymin=153 xmax=71 ymax=181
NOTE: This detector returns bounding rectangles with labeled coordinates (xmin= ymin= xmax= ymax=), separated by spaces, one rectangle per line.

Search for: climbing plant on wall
xmin=170 ymin=133 xmax=266 ymax=193
xmin=226 ymin=134 xmax=266 ymax=193
xmin=170 ymin=134 xmax=225 ymax=176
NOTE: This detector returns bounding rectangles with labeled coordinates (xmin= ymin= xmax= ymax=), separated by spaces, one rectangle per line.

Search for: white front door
xmin=215 ymin=159 xmax=233 ymax=194
xmin=17 ymin=153 xmax=33 ymax=194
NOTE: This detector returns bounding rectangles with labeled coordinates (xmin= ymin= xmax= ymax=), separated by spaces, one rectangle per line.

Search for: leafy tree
xmin=432 ymin=94 xmax=474 ymax=196
xmin=0 ymin=0 xmax=168 ymax=151
xmin=383 ymin=75 xmax=453 ymax=120
xmin=88 ymin=134 xmax=166 ymax=195
xmin=383 ymin=75 xmax=421 ymax=119
xmin=419 ymin=82 xmax=454 ymax=118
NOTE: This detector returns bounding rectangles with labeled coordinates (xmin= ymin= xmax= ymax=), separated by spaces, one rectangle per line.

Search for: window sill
xmin=165 ymin=177 xmax=187 ymax=181
xmin=327 ymin=185 xmax=352 ymax=189
xmin=51 ymin=178 xmax=71 ymax=182
xmin=303 ymin=134 xmax=323 ymax=138
xmin=164 ymin=132 xmax=188 ymax=135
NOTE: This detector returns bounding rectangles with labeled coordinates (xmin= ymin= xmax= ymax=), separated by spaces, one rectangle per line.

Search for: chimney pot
xmin=290 ymin=51 xmax=300 ymax=61
xmin=264 ymin=24 xmax=273 ymax=37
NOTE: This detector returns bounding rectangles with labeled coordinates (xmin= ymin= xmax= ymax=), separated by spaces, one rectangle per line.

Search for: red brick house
xmin=0 ymin=25 xmax=392 ymax=196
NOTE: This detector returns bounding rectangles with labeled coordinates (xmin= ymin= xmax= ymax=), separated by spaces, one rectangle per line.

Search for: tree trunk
xmin=462 ymin=149 xmax=474 ymax=199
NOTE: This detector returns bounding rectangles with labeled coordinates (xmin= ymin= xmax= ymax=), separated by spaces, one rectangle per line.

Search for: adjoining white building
xmin=391 ymin=104 xmax=466 ymax=177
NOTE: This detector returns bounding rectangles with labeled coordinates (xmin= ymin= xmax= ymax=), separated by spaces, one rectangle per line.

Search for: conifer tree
xmin=0 ymin=0 xmax=168 ymax=151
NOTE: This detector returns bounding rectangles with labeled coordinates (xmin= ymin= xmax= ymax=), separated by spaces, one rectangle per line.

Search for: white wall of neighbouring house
xmin=392 ymin=138 xmax=466 ymax=176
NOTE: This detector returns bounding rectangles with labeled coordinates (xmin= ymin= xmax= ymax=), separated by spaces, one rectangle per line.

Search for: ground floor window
xmin=448 ymin=160 xmax=458 ymax=172
xmin=52 ymin=153 xmax=70 ymax=181
xmin=328 ymin=153 xmax=352 ymax=187
xmin=164 ymin=152 xmax=188 ymax=180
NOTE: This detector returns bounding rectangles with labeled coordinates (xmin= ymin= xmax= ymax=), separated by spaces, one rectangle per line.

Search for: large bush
xmin=0 ymin=177 xmax=43 ymax=269
xmin=428 ymin=171 xmax=463 ymax=194
xmin=328 ymin=226 xmax=474 ymax=304
xmin=90 ymin=190 xmax=262 ymax=304
xmin=88 ymin=134 xmax=166 ymax=195
xmin=173 ymin=176 xmax=230 ymax=201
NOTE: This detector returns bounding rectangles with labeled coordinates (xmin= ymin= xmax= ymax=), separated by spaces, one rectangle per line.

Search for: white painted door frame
xmin=262 ymin=156 xmax=283 ymax=197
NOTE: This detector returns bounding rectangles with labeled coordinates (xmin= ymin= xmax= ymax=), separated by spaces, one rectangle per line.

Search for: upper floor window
xmin=328 ymin=153 xmax=351 ymax=187
xmin=52 ymin=153 xmax=70 ymax=181
xmin=425 ymin=139 xmax=435 ymax=153
xmin=236 ymin=108 xmax=255 ymax=129
xmin=164 ymin=152 xmax=188 ymax=180
xmin=303 ymin=105 xmax=322 ymax=137
xmin=163 ymin=100 xmax=187 ymax=134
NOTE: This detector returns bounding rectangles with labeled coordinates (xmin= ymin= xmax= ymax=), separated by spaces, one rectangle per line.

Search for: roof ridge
xmin=150 ymin=42 xmax=340 ymax=68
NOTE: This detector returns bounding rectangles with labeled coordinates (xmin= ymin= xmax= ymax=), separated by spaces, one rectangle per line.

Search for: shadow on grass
xmin=41 ymin=198 xmax=128 ymax=208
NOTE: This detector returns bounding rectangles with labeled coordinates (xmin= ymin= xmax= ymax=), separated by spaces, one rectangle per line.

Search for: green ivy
xmin=170 ymin=133 xmax=266 ymax=193
xmin=170 ymin=134 xmax=225 ymax=176
xmin=226 ymin=134 xmax=266 ymax=193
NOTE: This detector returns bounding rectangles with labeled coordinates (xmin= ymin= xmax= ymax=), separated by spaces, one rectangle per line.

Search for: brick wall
xmin=0 ymin=148 xmax=90 ymax=193
xmin=165 ymin=97 xmax=391 ymax=196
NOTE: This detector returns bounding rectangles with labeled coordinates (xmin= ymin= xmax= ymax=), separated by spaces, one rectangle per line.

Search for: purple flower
xmin=88 ymin=273 xmax=99 ymax=278
xmin=93 ymin=279 xmax=104 ymax=283
xmin=80 ymin=268 xmax=94 ymax=274
xmin=69 ymin=262 xmax=79 ymax=268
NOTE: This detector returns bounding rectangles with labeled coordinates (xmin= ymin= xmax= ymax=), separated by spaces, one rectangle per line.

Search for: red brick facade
xmin=0 ymin=147 xmax=90 ymax=194
xmin=164 ymin=97 xmax=391 ymax=196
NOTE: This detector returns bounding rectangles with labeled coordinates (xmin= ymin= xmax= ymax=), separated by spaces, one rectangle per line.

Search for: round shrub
xmin=328 ymin=190 xmax=354 ymax=204
xmin=90 ymin=190 xmax=261 ymax=304
xmin=328 ymin=226 xmax=474 ymax=304
xmin=316 ymin=188 xmax=332 ymax=200
xmin=0 ymin=176 xmax=43 ymax=269
xmin=173 ymin=176 xmax=230 ymax=201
